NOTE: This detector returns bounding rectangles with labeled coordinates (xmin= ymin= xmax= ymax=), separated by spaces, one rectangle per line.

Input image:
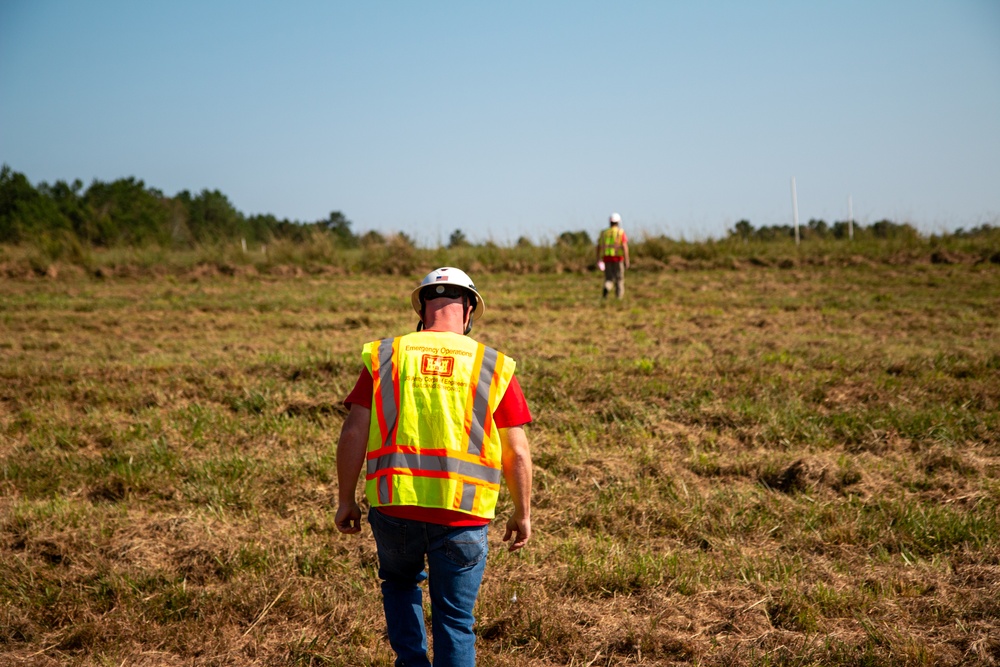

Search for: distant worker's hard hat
xmin=411 ymin=267 xmax=485 ymax=320
xmin=609 ymin=212 xmax=621 ymax=224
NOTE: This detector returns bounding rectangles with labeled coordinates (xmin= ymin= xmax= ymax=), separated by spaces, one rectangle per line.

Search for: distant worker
xmin=597 ymin=212 xmax=630 ymax=298
xmin=335 ymin=266 xmax=533 ymax=667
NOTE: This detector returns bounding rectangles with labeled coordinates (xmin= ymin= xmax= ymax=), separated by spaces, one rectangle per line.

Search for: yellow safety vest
xmin=362 ymin=331 xmax=516 ymax=520
xmin=599 ymin=226 xmax=626 ymax=258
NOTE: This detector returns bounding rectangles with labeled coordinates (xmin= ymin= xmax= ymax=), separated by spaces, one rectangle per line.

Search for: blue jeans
xmin=368 ymin=508 xmax=489 ymax=667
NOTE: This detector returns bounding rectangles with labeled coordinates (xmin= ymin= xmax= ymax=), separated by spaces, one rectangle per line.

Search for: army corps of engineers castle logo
xmin=421 ymin=354 xmax=455 ymax=377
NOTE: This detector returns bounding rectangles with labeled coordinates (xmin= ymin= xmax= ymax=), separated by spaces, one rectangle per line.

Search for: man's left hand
xmin=503 ymin=515 xmax=531 ymax=552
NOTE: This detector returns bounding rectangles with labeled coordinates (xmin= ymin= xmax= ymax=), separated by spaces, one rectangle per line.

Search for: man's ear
xmin=463 ymin=301 xmax=474 ymax=335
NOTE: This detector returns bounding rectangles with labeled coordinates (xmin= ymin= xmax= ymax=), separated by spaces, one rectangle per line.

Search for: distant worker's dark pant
xmin=603 ymin=260 xmax=625 ymax=299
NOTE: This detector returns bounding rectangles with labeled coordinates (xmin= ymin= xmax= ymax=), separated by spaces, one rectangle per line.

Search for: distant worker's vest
xmin=362 ymin=331 xmax=516 ymax=520
xmin=599 ymin=226 xmax=626 ymax=259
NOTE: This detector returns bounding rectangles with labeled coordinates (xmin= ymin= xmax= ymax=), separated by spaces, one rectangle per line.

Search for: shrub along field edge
xmin=1 ymin=228 xmax=999 ymax=281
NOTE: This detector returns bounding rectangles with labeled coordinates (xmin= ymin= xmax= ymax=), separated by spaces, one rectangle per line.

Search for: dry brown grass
xmin=1 ymin=263 xmax=999 ymax=665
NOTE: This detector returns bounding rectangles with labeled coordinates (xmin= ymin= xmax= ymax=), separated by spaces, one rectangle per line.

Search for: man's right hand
xmin=335 ymin=501 xmax=362 ymax=534
xmin=335 ymin=405 xmax=371 ymax=535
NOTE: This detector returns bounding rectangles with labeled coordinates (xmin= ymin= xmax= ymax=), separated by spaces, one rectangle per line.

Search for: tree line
xmin=727 ymin=217 xmax=924 ymax=242
xmin=2 ymin=165 xmax=995 ymax=252
xmin=0 ymin=165 xmax=364 ymax=249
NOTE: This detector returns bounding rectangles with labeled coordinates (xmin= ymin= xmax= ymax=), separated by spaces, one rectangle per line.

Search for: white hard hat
xmin=609 ymin=212 xmax=621 ymax=224
xmin=411 ymin=267 xmax=485 ymax=320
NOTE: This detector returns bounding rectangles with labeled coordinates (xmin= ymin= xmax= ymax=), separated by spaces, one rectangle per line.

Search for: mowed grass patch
xmin=1 ymin=263 xmax=999 ymax=665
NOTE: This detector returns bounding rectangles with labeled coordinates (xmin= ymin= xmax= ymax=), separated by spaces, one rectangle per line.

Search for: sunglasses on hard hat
xmin=421 ymin=284 xmax=472 ymax=302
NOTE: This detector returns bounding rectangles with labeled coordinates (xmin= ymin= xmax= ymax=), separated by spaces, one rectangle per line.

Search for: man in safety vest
xmin=596 ymin=212 xmax=630 ymax=298
xmin=335 ymin=267 xmax=533 ymax=667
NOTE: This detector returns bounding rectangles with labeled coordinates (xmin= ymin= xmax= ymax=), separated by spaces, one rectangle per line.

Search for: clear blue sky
xmin=2 ymin=1 xmax=998 ymax=245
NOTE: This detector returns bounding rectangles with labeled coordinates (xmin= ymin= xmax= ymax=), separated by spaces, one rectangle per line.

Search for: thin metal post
xmin=791 ymin=178 xmax=800 ymax=246
xmin=848 ymin=195 xmax=854 ymax=241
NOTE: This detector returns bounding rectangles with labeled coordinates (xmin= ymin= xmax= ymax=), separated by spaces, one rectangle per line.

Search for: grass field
xmin=1 ymin=261 xmax=999 ymax=665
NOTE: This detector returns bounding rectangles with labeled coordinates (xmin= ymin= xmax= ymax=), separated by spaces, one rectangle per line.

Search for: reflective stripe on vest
xmin=465 ymin=344 xmax=498 ymax=456
xmin=368 ymin=448 xmax=502 ymax=485
xmin=372 ymin=336 xmax=399 ymax=450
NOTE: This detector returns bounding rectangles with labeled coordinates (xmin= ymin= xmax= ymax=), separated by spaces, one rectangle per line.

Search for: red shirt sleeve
xmin=343 ymin=367 xmax=531 ymax=428
xmin=344 ymin=367 xmax=374 ymax=409
xmin=494 ymin=375 xmax=532 ymax=428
